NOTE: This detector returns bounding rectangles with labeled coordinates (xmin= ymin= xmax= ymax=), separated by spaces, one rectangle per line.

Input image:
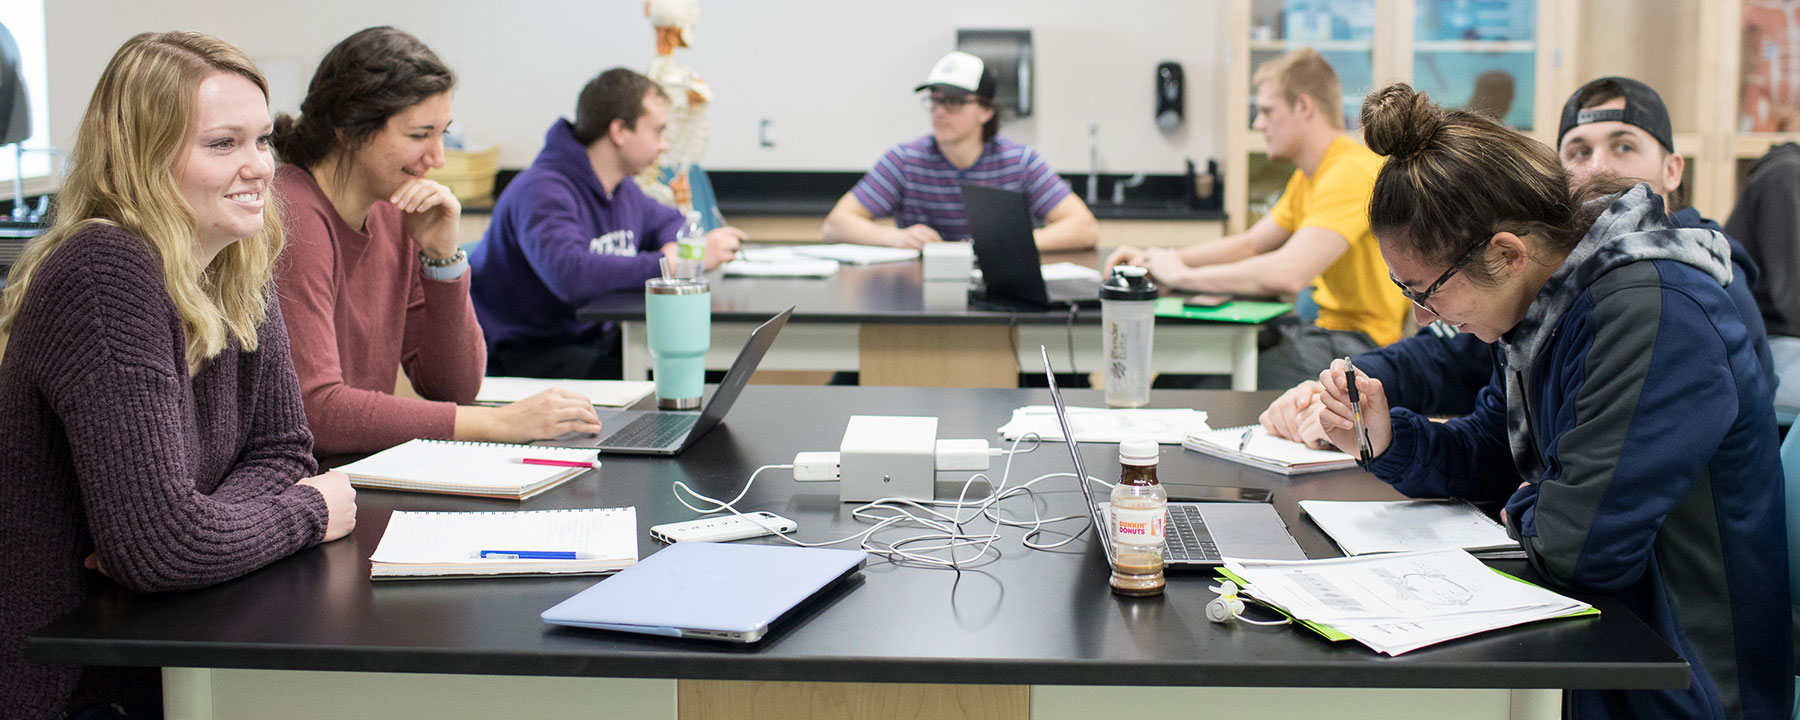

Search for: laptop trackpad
xmin=1203 ymin=503 xmax=1307 ymax=561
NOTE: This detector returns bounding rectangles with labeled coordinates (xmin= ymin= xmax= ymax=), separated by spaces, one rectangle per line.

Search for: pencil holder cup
xmin=645 ymin=276 xmax=711 ymax=409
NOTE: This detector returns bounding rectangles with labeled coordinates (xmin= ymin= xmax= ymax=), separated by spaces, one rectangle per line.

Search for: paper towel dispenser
xmin=955 ymin=29 xmax=1032 ymax=118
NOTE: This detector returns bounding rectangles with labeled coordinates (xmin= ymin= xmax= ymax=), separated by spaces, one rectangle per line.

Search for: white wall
xmin=46 ymin=1 xmax=1225 ymax=175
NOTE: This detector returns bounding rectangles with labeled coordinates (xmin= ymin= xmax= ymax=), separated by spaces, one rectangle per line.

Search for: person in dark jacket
xmin=1262 ymin=77 xmax=1773 ymax=447
xmin=1725 ymin=141 xmax=1800 ymax=416
xmin=1317 ymin=83 xmax=1790 ymax=720
xmin=470 ymin=67 xmax=746 ymax=379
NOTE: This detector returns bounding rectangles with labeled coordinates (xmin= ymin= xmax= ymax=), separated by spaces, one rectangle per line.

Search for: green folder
xmin=1216 ymin=567 xmax=1600 ymax=645
xmin=1154 ymin=297 xmax=1292 ymax=324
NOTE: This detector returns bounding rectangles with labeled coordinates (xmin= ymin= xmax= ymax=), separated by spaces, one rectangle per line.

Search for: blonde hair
xmin=1251 ymin=47 xmax=1344 ymax=129
xmin=0 ymin=31 xmax=284 ymax=373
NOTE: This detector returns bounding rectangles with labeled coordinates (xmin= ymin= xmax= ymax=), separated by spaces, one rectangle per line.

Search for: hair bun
xmin=1360 ymin=83 xmax=1442 ymax=161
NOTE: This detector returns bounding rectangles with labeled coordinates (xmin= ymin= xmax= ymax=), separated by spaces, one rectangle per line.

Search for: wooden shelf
xmin=1412 ymin=40 xmax=1536 ymax=53
xmin=1249 ymin=39 xmax=1374 ymax=53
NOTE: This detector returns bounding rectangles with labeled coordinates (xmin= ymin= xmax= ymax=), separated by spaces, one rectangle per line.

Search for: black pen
xmin=1345 ymin=359 xmax=1374 ymax=464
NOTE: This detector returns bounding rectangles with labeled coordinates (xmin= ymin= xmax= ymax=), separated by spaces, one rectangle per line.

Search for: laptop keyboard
xmin=606 ymin=413 xmax=698 ymax=448
xmin=1162 ymin=504 xmax=1222 ymax=562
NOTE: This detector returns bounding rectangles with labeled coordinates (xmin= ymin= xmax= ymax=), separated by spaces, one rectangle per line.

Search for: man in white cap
xmin=823 ymin=50 xmax=1097 ymax=251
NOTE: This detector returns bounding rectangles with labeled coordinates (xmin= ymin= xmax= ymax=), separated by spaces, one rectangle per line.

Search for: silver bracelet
xmin=420 ymin=248 xmax=469 ymax=281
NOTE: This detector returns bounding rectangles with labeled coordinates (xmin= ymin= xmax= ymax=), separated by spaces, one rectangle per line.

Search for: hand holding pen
xmin=1313 ymin=357 xmax=1392 ymax=464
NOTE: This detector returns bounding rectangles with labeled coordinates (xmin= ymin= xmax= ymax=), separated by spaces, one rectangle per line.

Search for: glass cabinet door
xmin=1249 ymin=0 xmax=1378 ymax=129
xmin=1411 ymin=0 xmax=1537 ymax=130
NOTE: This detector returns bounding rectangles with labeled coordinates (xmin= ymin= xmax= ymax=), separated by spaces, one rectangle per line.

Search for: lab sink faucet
xmin=1086 ymin=123 xmax=1099 ymax=205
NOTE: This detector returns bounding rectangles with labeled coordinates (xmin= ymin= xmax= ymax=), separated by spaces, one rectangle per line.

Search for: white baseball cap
xmin=915 ymin=51 xmax=996 ymax=98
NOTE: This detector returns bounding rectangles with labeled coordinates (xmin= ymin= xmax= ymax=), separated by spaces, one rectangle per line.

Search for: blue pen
xmin=1237 ymin=427 xmax=1255 ymax=453
xmin=477 ymin=550 xmax=593 ymax=560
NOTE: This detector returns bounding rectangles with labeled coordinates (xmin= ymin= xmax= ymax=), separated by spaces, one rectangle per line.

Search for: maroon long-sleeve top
xmin=274 ymin=164 xmax=486 ymax=456
xmin=0 ymin=225 xmax=329 ymax=716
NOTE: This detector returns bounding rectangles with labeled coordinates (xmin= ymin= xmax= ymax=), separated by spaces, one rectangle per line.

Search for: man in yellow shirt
xmin=1107 ymin=48 xmax=1408 ymax=389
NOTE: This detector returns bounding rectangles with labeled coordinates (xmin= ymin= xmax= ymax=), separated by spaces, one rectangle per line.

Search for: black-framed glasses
xmin=923 ymin=92 xmax=977 ymax=111
xmin=1391 ymin=238 xmax=1490 ymax=313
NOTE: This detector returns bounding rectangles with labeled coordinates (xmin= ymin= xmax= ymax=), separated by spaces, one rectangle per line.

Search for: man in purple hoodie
xmin=471 ymin=67 xmax=744 ymax=378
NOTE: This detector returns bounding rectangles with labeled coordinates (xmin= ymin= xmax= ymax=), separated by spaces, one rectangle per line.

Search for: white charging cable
xmin=670 ymin=434 xmax=1102 ymax=569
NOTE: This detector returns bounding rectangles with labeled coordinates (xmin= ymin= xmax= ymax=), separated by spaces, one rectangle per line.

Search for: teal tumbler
xmin=645 ymin=276 xmax=711 ymax=409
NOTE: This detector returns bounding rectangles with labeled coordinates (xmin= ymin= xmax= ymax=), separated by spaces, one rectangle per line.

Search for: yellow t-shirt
xmin=1267 ymin=135 xmax=1409 ymax=346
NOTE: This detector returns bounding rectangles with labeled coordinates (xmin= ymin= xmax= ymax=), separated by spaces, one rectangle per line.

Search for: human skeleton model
xmin=637 ymin=0 xmax=712 ymax=214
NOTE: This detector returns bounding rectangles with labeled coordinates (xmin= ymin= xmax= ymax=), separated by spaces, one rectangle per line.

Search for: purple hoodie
xmin=470 ymin=118 xmax=683 ymax=347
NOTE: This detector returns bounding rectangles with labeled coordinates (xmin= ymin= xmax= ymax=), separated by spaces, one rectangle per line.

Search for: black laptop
xmin=961 ymin=183 xmax=1101 ymax=309
xmin=537 ymin=307 xmax=792 ymax=455
xmin=1040 ymin=346 xmax=1306 ymax=567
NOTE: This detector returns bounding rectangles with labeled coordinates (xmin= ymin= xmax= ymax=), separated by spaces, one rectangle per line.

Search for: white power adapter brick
xmin=934 ymin=439 xmax=992 ymax=471
xmin=792 ymin=451 xmax=841 ymax=481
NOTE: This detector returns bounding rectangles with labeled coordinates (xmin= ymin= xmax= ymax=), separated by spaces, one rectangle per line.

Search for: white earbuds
xmin=1206 ymin=579 xmax=1290 ymax=626
xmin=1206 ymin=579 xmax=1246 ymax=623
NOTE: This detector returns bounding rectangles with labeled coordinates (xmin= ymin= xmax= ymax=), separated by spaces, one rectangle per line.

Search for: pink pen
xmin=521 ymin=458 xmax=601 ymax=470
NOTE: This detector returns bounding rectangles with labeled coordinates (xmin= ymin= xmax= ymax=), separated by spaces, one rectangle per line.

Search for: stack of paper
xmin=1224 ymin=549 xmax=1594 ymax=656
xmin=722 ymin=247 xmax=841 ymax=277
xmin=370 ymin=507 xmax=637 ymax=579
xmin=337 ymin=439 xmax=597 ymax=500
xmin=998 ymin=405 xmax=1209 ymax=444
xmin=1183 ymin=425 xmax=1357 ymax=475
xmin=790 ymin=243 xmax=919 ymax=265
xmin=1299 ymin=499 xmax=1523 ymax=558
xmin=477 ymin=377 xmax=655 ymax=408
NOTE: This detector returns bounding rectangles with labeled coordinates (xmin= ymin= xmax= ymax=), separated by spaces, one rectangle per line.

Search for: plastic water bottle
xmin=675 ymin=210 xmax=706 ymax=278
xmin=1110 ymin=439 xmax=1167 ymax=596
xmin=1101 ymin=265 xmax=1158 ymax=408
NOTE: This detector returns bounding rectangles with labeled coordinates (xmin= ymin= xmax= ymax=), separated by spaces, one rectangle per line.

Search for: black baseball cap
xmin=1557 ymin=77 xmax=1674 ymax=153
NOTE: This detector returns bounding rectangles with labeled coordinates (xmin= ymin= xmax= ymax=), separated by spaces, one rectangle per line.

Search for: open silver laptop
xmin=538 ymin=307 xmax=792 ymax=455
xmin=1040 ymin=347 xmax=1306 ymax=568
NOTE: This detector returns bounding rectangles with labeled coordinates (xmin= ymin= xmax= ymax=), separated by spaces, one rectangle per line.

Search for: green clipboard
xmin=1154 ymin=296 xmax=1292 ymax=323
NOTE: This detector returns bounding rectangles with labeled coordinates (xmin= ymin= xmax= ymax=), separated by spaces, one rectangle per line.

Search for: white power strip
xmin=650 ymin=512 xmax=798 ymax=543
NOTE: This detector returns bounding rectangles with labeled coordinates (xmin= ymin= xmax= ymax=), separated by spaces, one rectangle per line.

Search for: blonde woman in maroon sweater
xmin=0 ymin=32 xmax=356 ymax=717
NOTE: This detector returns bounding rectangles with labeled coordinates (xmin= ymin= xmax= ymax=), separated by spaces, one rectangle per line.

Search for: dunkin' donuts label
xmin=1112 ymin=506 xmax=1166 ymax=547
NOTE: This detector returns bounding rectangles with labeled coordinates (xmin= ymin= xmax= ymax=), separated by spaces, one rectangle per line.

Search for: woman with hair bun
xmin=272 ymin=26 xmax=601 ymax=456
xmin=0 ymin=31 xmax=357 ymax=717
xmin=1317 ymin=83 xmax=1788 ymax=719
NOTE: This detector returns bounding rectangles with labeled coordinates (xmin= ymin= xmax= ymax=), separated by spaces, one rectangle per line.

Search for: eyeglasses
xmin=923 ymin=93 xmax=977 ymax=111
xmin=1390 ymin=238 xmax=1491 ymax=313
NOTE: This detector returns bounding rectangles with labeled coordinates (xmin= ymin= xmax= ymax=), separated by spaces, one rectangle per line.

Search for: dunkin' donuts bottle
xmin=1110 ymin=439 xmax=1167 ymax=596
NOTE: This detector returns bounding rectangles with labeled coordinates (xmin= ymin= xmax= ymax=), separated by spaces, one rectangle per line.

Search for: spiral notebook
xmin=336 ymin=439 xmax=598 ymax=500
xmin=370 ymin=507 xmax=638 ymax=579
xmin=1182 ymin=425 xmax=1358 ymax=475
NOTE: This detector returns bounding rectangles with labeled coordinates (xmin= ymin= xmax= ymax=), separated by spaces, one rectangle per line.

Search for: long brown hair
xmin=0 ymin=31 xmax=283 ymax=373
xmin=1360 ymin=83 xmax=1627 ymax=284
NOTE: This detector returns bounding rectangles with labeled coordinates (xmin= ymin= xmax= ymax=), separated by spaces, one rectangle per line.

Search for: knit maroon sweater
xmin=0 ymin=225 xmax=328 ymax=716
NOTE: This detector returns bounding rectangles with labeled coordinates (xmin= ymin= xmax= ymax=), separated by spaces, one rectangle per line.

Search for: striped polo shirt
xmin=849 ymin=135 xmax=1073 ymax=241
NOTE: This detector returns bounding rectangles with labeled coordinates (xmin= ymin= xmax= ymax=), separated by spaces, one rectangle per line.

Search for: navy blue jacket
xmin=1367 ymin=188 xmax=1791 ymax=719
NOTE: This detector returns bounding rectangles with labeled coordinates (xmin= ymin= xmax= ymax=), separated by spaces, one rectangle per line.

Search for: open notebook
xmin=1182 ymin=425 xmax=1358 ymax=475
xmin=335 ymin=439 xmax=597 ymax=500
xmin=370 ymin=507 xmax=637 ymax=579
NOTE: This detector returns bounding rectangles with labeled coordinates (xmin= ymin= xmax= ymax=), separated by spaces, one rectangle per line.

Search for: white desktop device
xmin=838 ymin=415 xmax=938 ymax=502
xmin=922 ymin=241 xmax=974 ymax=281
